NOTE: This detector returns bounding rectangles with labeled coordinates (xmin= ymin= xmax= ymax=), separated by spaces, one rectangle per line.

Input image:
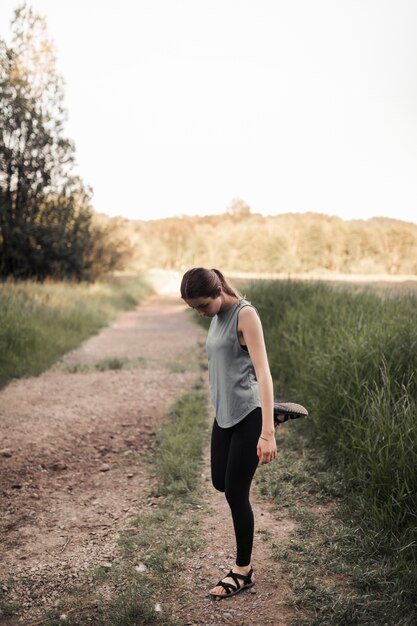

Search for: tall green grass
xmin=244 ymin=279 xmax=417 ymax=596
xmin=0 ymin=275 xmax=153 ymax=388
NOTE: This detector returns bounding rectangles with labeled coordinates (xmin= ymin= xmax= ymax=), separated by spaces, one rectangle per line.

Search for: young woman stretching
xmin=180 ymin=267 xmax=277 ymax=599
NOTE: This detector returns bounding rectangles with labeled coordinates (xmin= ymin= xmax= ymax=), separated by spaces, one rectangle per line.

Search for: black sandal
xmin=209 ymin=567 xmax=254 ymax=599
xmin=274 ymin=402 xmax=308 ymax=427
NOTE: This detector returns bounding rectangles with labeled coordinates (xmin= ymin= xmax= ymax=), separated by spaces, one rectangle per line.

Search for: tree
xmin=0 ymin=3 xmax=126 ymax=280
xmin=227 ymin=197 xmax=251 ymax=217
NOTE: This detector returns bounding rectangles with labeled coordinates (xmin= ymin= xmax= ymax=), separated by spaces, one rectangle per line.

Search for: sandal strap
xmin=217 ymin=579 xmax=238 ymax=595
xmin=216 ymin=570 xmax=243 ymax=594
xmin=227 ymin=571 xmax=241 ymax=587
xmin=212 ymin=568 xmax=254 ymax=597
xmin=231 ymin=568 xmax=253 ymax=584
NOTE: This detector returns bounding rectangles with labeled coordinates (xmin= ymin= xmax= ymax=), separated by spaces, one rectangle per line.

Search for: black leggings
xmin=210 ymin=407 xmax=262 ymax=567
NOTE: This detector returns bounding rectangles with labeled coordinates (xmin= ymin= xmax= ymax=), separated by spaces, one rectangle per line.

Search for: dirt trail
xmin=172 ymin=443 xmax=298 ymax=626
xmin=0 ymin=291 xmax=297 ymax=626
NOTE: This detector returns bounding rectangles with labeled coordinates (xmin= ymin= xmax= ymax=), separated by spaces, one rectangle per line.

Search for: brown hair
xmin=180 ymin=267 xmax=241 ymax=300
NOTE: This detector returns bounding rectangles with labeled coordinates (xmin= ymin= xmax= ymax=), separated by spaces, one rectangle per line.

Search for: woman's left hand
xmin=257 ymin=436 xmax=277 ymax=465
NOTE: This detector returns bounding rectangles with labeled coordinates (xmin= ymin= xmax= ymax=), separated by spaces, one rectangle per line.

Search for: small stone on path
xmin=135 ymin=562 xmax=147 ymax=573
xmin=51 ymin=461 xmax=67 ymax=471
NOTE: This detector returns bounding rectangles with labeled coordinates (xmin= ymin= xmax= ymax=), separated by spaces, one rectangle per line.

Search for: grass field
xmin=241 ymin=278 xmax=417 ymax=624
xmin=0 ymin=275 xmax=153 ymax=388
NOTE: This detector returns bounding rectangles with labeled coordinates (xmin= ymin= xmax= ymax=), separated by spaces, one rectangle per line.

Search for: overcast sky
xmin=2 ymin=0 xmax=417 ymax=223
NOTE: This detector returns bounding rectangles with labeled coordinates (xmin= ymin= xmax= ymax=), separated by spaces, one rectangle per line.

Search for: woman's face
xmin=185 ymin=294 xmax=221 ymax=318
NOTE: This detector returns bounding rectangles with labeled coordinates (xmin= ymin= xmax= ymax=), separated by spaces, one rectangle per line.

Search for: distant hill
xmin=96 ymin=211 xmax=417 ymax=276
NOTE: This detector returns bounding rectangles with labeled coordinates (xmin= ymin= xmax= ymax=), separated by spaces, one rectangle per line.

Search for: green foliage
xmin=98 ymin=582 xmax=173 ymax=626
xmin=0 ymin=4 xmax=131 ymax=280
xmin=0 ymin=584 xmax=20 ymax=619
xmin=0 ymin=275 xmax=152 ymax=387
xmin=257 ymin=421 xmax=417 ymax=625
xmin=244 ymin=279 xmax=417 ymax=603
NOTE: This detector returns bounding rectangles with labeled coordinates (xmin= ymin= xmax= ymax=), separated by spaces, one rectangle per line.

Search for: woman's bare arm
xmin=238 ymin=306 xmax=277 ymax=463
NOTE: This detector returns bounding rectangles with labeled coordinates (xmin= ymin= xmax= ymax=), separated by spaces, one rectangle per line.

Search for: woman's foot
xmin=209 ymin=565 xmax=254 ymax=599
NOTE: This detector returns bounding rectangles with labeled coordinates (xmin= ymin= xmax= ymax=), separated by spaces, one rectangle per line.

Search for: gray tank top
xmin=206 ymin=299 xmax=261 ymax=428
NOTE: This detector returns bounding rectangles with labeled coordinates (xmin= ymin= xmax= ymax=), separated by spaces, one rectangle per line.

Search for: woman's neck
xmin=219 ymin=293 xmax=239 ymax=312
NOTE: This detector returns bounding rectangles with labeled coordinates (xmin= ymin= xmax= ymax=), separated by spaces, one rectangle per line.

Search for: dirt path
xmin=171 ymin=442 xmax=298 ymax=626
xmin=0 ymin=291 xmax=297 ymax=626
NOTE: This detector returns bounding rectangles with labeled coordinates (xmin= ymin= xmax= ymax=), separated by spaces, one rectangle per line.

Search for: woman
xmin=180 ymin=267 xmax=277 ymax=599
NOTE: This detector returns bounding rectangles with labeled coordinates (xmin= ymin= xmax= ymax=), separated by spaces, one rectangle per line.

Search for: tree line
xmin=111 ymin=211 xmax=417 ymax=276
xmin=0 ymin=3 xmax=130 ymax=280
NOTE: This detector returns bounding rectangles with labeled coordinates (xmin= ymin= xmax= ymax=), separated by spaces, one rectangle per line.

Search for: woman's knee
xmin=211 ymin=473 xmax=225 ymax=493
xmin=225 ymin=485 xmax=249 ymax=508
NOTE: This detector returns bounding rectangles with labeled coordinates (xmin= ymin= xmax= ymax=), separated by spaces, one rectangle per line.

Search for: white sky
xmin=2 ymin=0 xmax=417 ymax=224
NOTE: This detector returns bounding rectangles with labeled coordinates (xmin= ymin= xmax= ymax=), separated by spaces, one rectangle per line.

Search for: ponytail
xmin=210 ymin=269 xmax=241 ymax=298
xmin=180 ymin=267 xmax=241 ymax=300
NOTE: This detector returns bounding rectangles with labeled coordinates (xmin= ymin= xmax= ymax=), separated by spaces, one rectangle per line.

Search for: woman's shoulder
xmin=238 ymin=298 xmax=258 ymax=310
xmin=237 ymin=300 xmax=260 ymax=321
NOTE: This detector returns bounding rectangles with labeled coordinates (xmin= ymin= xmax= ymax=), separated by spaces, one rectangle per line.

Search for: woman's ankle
xmin=233 ymin=563 xmax=251 ymax=574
